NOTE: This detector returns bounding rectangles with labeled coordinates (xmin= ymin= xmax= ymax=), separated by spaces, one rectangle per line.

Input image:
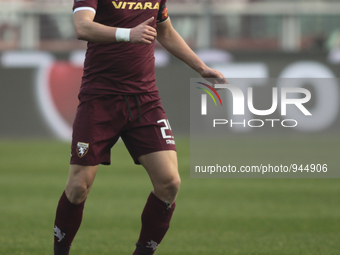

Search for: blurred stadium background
xmin=1 ymin=1 xmax=340 ymax=254
xmin=1 ymin=0 xmax=340 ymax=52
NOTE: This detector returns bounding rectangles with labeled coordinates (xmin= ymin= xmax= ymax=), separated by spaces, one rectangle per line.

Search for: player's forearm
xmin=74 ymin=19 xmax=118 ymax=43
xmin=75 ymin=16 xmax=156 ymax=44
xmin=157 ymin=28 xmax=207 ymax=74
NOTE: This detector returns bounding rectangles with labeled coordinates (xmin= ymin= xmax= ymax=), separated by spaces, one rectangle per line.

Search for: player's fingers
xmin=145 ymin=26 xmax=156 ymax=33
xmin=145 ymin=28 xmax=157 ymax=38
xmin=148 ymin=25 xmax=156 ymax=31
xmin=140 ymin=38 xmax=153 ymax=44
xmin=143 ymin=34 xmax=156 ymax=42
xmin=141 ymin=17 xmax=154 ymax=25
xmin=221 ymin=77 xmax=228 ymax=84
xmin=213 ymin=76 xmax=228 ymax=89
xmin=217 ymin=71 xmax=228 ymax=84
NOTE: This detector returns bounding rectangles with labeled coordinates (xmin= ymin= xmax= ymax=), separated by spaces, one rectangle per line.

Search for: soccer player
xmin=53 ymin=0 xmax=226 ymax=254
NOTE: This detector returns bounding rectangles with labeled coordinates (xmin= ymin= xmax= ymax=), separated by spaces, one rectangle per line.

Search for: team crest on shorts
xmin=77 ymin=142 xmax=89 ymax=158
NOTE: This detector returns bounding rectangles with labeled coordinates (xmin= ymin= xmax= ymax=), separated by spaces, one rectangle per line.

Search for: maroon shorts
xmin=70 ymin=93 xmax=176 ymax=166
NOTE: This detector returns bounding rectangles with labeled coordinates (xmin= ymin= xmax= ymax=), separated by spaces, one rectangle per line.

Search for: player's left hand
xmin=199 ymin=66 xmax=228 ymax=86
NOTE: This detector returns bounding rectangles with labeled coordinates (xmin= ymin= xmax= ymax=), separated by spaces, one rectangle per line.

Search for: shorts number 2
xmin=157 ymin=119 xmax=174 ymax=139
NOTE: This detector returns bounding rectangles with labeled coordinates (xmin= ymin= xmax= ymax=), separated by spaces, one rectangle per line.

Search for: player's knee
xmin=66 ymin=182 xmax=88 ymax=204
xmin=159 ymin=175 xmax=181 ymax=199
xmin=71 ymin=181 xmax=88 ymax=195
xmin=65 ymin=165 xmax=97 ymax=204
xmin=66 ymin=178 xmax=90 ymax=204
xmin=169 ymin=175 xmax=181 ymax=194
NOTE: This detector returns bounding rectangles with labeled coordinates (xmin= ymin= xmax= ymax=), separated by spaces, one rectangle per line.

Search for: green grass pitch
xmin=0 ymin=137 xmax=340 ymax=255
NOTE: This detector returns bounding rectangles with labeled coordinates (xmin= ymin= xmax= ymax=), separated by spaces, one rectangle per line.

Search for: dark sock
xmin=133 ymin=192 xmax=176 ymax=255
xmin=54 ymin=191 xmax=85 ymax=255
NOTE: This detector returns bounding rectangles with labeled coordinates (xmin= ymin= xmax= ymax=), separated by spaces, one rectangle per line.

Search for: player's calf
xmin=133 ymin=192 xmax=177 ymax=255
xmin=54 ymin=165 xmax=98 ymax=254
xmin=134 ymin=151 xmax=180 ymax=254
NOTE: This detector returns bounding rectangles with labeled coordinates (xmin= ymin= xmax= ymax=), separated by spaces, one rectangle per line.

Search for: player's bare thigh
xmin=65 ymin=164 xmax=98 ymax=204
xmin=138 ymin=150 xmax=181 ymax=204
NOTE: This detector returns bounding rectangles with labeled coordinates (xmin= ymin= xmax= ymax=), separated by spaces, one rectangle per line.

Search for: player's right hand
xmin=130 ymin=17 xmax=157 ymax=44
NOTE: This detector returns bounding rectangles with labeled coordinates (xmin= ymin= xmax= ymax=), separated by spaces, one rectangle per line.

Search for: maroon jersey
xmin=73 ymin=0 xmax=169 ymax=95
